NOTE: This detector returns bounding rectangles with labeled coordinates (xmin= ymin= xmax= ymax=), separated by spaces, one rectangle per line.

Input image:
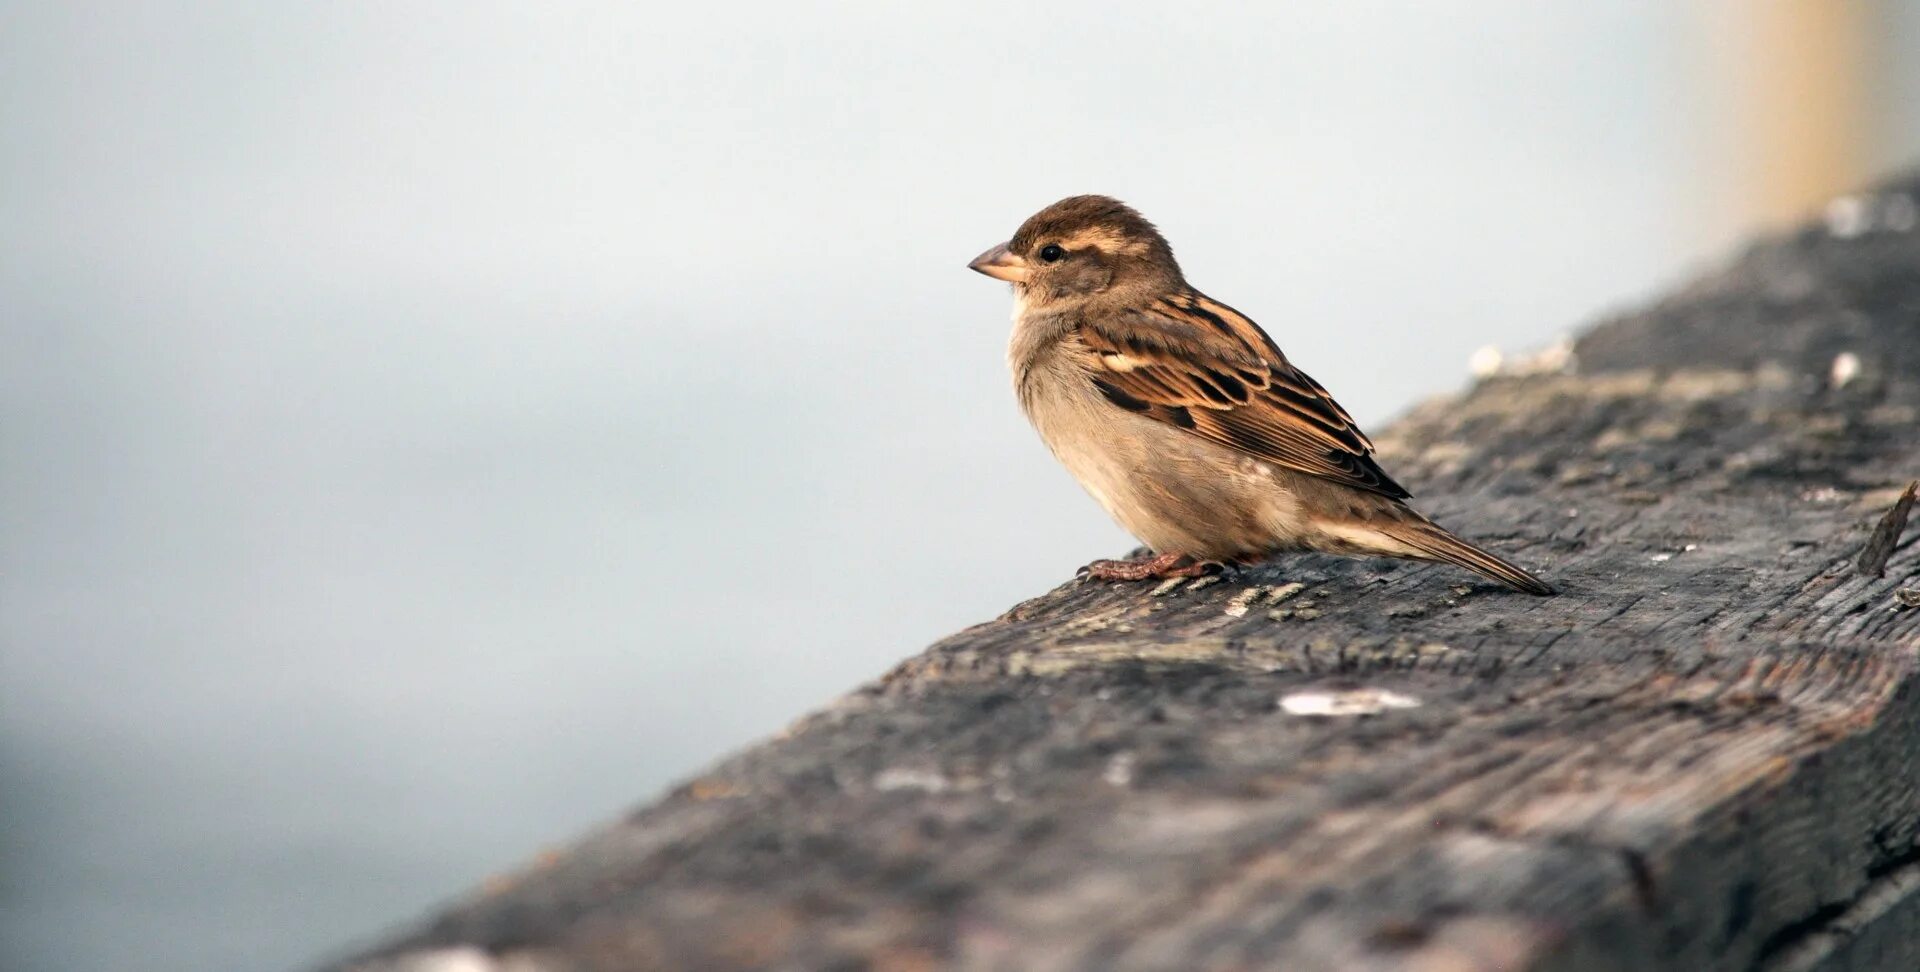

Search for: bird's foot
xmin=1079 ymin=551 xmax=1225 ymax=581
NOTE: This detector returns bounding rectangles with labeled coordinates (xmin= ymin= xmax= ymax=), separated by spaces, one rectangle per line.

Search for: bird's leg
xmin=1079 ymin=551 xmax=1225 ymax=581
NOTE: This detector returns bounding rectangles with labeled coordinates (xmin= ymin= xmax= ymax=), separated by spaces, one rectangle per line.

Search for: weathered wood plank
xmin=323 ymin=176 xmax=1920 ymax=972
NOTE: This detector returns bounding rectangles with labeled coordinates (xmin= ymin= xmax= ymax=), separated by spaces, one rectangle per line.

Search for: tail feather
xmin=1380 ymin=521 xmax=1554 ymax=596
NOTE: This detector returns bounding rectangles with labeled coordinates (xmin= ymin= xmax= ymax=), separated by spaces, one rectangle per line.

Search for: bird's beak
xmin=967 ymin=242 xmax=1031 ymax=283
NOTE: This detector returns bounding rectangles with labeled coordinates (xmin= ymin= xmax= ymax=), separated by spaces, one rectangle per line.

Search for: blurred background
xmin=3 ymin=3 xmax=1916 ymax=970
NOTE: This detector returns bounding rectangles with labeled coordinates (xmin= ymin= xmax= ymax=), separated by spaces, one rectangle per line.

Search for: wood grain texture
xmin=323 ymin=176 xmax=1920 ymax=972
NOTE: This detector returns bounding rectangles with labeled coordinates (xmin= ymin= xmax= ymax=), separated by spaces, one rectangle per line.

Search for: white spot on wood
xmin=372 ymin=948 xmax=501 ymax=972
xmin=1223 ymin=586 xmax=1268 ymax=617
xmin=874 ymin=768 xmax=950 ymax=793
xmin=1650 ymin=553 xmax=1673 ymax=563
xmin=1215 ymin=582 xmax=1308 ymax=616
xmin=1830 ymin=351 xmax=1862 ymax=388
xmin=1103 ymin=752 xmax=1135 ymax=787
xmin=1280 ymin=688 xmax=1421 ymax=717
xmin=1150 ymin=578 xmax=1188 ymax=597
xmin=1825 ymin=196 xmax=1869 ymax=237
xmin=1469 ymin=345 xmax=1504 ymax=378
xmin=1269 ymin=582 xmax=1306 ymax=603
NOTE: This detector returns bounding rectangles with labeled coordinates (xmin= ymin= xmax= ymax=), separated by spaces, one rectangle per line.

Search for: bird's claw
xmin=1079 ymin=552 xmax=1225 ymax=581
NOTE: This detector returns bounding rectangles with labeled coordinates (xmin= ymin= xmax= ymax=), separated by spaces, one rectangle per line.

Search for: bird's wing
xmin=1077 ymin=291 xmax=1411 ymax=499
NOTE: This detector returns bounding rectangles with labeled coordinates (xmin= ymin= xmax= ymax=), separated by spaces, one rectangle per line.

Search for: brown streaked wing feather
xmin=1078 ymin=292 xmax=1411 ymax=499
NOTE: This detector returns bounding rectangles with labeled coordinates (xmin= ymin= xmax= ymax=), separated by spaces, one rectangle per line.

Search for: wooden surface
xmin=325 ymin=177 xmax=1920 ymax=972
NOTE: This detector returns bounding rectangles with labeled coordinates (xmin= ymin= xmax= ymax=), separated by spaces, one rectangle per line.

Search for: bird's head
xmin=968 ymin=195 xmax=1184 ymax=310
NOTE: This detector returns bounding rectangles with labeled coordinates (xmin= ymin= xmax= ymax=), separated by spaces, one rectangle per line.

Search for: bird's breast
xmin=1006 ymin=322 xmax=1313 ymax=558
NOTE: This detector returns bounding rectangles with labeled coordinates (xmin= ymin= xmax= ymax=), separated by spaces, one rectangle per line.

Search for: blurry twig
xmin=1855 ymin=480 xmax=1917 ymax=577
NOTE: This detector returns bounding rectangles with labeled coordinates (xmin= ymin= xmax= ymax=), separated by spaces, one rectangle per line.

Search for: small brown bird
xmin=968 ymin=195 xmax=1552 ymax=594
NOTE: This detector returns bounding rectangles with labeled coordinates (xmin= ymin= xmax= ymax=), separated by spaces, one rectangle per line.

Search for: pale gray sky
xmin=2 ymin=4 xmax=1912 ymax=971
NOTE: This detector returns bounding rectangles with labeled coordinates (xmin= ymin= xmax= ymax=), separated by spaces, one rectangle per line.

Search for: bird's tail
xmin=1376 ymin=519 xmax=1554 ymax=596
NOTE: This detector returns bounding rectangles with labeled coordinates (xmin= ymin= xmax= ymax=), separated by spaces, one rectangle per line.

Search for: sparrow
xmin=967 ymin=195 xmax=1552 ymax=594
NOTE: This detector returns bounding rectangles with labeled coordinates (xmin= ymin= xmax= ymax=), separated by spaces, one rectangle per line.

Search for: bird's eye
xmin=1038 ymin=244 xmax=1066 ymax=263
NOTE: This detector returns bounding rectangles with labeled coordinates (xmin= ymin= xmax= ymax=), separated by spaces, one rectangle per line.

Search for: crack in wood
xmin=1753 ymin=852 xmax=1920 ymax=972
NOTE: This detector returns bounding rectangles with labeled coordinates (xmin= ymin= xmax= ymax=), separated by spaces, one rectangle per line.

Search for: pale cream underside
xmin=1009 ymin=316 xmax=1418 ymax=561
